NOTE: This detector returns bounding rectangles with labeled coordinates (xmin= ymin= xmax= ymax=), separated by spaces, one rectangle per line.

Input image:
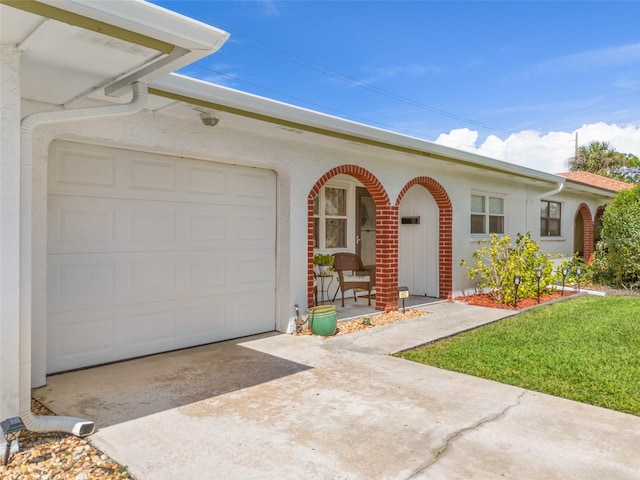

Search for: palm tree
xmin=566 ymin=141 xmax=627 ymax=177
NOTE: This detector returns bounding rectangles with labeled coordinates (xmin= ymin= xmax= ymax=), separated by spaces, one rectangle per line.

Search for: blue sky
xmin=150 ymin=1 xmax=640 ymax=173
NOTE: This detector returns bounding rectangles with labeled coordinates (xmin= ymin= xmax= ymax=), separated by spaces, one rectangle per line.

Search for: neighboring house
xmin=0 ymin=0 xmax=621 ymax=425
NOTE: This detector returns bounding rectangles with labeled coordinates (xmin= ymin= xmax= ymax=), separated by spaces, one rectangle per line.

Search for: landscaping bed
xmin=454 ymin=289 xmax=578 ymax=310
xmin=296 ymin=308 xmax=427 ymax=336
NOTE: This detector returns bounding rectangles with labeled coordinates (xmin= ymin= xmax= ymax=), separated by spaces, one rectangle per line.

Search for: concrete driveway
xmin=35 ymin=302 xmax=640 ymax=479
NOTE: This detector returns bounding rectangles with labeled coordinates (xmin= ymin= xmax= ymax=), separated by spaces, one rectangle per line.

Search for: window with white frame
xmin=471 ymin=194 xmax=504 ymax=235
xmin=313 ymin=186 xmax=347 ymax=249
xmin=540 ymin=200 xmax=561 ymax=237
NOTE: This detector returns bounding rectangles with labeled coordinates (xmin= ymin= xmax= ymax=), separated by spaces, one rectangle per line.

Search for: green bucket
xmin=308 ymin=305 xmax=337 ymax=336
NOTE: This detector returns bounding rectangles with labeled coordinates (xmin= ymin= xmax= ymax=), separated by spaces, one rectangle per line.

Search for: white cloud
xmin=434 ymin=123 xmax=640 ymax=174
xmin=434 ymin=128 xmax=479 ymax=153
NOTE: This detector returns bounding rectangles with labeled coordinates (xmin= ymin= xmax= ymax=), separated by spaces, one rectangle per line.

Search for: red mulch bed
xmin=454 ymin=290 xmax=578 ymax=310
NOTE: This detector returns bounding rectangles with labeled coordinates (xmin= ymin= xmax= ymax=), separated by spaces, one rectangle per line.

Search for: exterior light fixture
xmin=561 ymin=267 xmax=569 ymax=295
xmin=1 ymin=416 xmax=25 ymax=466
xmin=513 ymin=275 xmax=522 ymax=309
xmin=534 ymin=268 xmax=543 ymax=304
xmin=575 ymin=266 xmax=583 ymax=292
xmin=398 ymin=286 xmax=409 ymax=313
xmin=199 ymin=112 xmax=219 ymax=127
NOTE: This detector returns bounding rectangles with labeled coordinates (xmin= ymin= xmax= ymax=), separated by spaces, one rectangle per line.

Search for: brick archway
xmin=307 ymin=165 xmax=399 ymax=311
xmin=396 ymin=177 xmax=453 ymax=299
xmin=574 ymin=203 xmax=594 ymax=260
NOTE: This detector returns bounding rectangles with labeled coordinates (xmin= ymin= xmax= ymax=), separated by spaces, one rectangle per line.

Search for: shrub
xmin=461 ymin=232 xmax=558 ymax=304
xmin=593 ymin=185 xmax=640 ymax=288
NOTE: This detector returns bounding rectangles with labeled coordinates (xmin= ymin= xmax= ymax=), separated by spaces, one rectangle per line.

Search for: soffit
xmin=0 ymin=0 xmax=228 ymax=106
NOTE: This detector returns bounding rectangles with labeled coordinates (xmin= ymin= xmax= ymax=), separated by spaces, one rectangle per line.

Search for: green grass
xmin=397 ymin=296 xmax=640 ymax=416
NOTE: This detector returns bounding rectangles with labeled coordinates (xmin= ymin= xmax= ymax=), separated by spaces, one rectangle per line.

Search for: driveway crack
xmin=406 ymin=390 xmax=528 ymax=479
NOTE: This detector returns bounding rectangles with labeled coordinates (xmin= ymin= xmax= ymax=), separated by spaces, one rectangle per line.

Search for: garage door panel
xmin=49 ymin=250 xmax=273 ymax=313
xmin=232 ymin=291 xmax=276 ymax=337
xmin=48 ymin=197 xmax=118 ymax=251
xmin=48 ymin=292 xmax=273 ymax=372
xmin=232 ymin=170 xmax=277 ymax=204
xmin=50 ymin=143 xmax=276 ymax=205
xmin=184 ymin=302 xmax=226 ymax=340
xmin=187 ymin=211 xmax=227 ymax=242
xmin=234 ymin=255 xmax=275 ymax=289
xmin=126 ymin=309 xmax=176 ymax=350
xmin=186 ymin=164 xmax=228 ymax=196
xmin=48 ymin=255 xmax=117 ymax=313
xmin=48 ymin=142 xmax=276 ymax=372
xmin=49 ymin=198 xmax=274 ymax=254
xmin=51 ymin=147 xmax=117 ymax=190
xmin=129 ymin=208 xmax=177 ymax=243
xmin=231 ymin=210 xmax=276 ymax=243
xmin=48 ymin=312 xmax=117 ymax=372
xmin=128 ymin=158 xmax=177 ymax=192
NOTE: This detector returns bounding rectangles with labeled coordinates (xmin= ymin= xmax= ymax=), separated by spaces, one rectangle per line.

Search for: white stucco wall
xmin=0 ymin=45 xmax=21 ymax=418
xmin=24 ymin=101 xmax=613 ymax=386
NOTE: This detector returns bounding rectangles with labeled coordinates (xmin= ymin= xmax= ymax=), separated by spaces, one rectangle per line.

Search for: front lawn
xmin=397 ymin=296 xmax=640 ymax=416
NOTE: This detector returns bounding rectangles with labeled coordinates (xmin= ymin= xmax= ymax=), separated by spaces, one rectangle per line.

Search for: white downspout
xmin=526 ymin=182 xmax=564 ymax=230
xmin=19 ymin=82 xmax=149 ymax=436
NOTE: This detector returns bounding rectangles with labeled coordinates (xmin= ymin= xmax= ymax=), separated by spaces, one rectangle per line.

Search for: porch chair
xmin=332 ymin=252 xmax=373 ymax=307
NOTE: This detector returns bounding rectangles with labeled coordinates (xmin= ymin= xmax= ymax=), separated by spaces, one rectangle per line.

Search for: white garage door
xmin=47 ymin=142 xmax=276 ymax=373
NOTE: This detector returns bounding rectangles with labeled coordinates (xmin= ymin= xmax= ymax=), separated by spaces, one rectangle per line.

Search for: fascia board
xmin=152 ymin=74 xmax=565 ymax=184
xmin=36 ymin=0 xmax=229 ymax=52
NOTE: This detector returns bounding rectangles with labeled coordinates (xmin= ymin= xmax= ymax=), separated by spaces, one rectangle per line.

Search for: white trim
xmin=37 ymin=0 xmax=230 ymax=51
xmin=151 ymin=74 xmax=567 ymax=185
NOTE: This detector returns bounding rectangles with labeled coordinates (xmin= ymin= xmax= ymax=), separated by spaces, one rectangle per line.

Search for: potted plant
xmin=313 ymin=253 xmax=334 ymax=275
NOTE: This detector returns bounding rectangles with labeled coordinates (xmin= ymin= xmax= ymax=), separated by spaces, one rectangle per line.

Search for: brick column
xmin=307 ymin=165 xmax=391 ymax=311
xmin=374 ymin=205 xmax=399 ymax=311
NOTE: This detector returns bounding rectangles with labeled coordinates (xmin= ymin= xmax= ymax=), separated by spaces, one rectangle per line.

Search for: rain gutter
xmin=151 ymin=74 xmax=566 ymax=184
xmin=18 ymin=82 xmax=148 ymax=437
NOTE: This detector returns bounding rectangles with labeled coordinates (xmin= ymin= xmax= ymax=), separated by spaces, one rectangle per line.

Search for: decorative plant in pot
xmin=313 ymin=253 xmax=334 ymax=275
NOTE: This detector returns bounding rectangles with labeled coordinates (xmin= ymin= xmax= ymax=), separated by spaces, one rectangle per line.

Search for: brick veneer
xmin=308 ymin=168 xmax=453 ymax=311
xmin=575 ymin=203 xmax=594 ymax=260
xmin=308 ymin=165 xmax=392 ymax=310
xmin=396 ymin=177 xmax=453 ymax=300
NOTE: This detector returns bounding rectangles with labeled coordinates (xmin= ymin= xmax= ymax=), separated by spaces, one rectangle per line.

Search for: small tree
xmin=461 ymin=232 xmax=558 ymax=305
xmin=593 ymin=185 xmax=640 ymax=288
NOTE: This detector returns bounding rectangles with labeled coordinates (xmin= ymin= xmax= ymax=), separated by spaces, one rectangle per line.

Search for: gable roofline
xmin=151 ymin=74 xmax=566 ymax=185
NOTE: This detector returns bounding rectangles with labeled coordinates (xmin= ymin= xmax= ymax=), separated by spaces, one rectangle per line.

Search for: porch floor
xmin=319 ymin=294 xmax=442 ymax=321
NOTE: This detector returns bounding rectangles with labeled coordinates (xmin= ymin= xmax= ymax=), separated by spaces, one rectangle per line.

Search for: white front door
xmin=398 ymin=185 xmax=438 ymax=297
xmin=47 ymin=142 xmax=276 ymax=372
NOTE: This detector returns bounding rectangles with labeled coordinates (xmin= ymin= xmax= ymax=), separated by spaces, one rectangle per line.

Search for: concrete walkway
xmin=35 ymin=302 xmax=640 ymax=479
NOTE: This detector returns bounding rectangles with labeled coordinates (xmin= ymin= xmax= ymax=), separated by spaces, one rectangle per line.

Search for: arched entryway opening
xmin=573 ymin=203 xmax=594 ymax=260
xmin=593 ymin=206 xmax=605 ymax=255
xmin=307 ymin=165 xmax=398 ymax=311
xmin=396 ymin=177 xmax=453 ymax=299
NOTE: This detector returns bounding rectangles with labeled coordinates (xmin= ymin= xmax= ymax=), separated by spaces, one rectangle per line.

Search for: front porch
xmin=332 ymin=294 xmax=441 ymax=321
xmin=307 ymin=166 xmax=453 ymax=313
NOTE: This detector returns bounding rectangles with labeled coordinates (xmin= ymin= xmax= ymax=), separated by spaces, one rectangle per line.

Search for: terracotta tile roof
xmin=557 ymin=171 xmax=635 ymax=192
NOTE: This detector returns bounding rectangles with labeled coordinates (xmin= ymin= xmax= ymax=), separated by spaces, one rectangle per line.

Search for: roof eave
xmin=563 ymin=180 xmax=618 ymax=198
xmin=3 ymin=0 xmax=230 ymax=97
xmin=151 ymin=74 xmax=565 ymax=184
xmin=37 ymin=0 xmax=229 ymax=51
